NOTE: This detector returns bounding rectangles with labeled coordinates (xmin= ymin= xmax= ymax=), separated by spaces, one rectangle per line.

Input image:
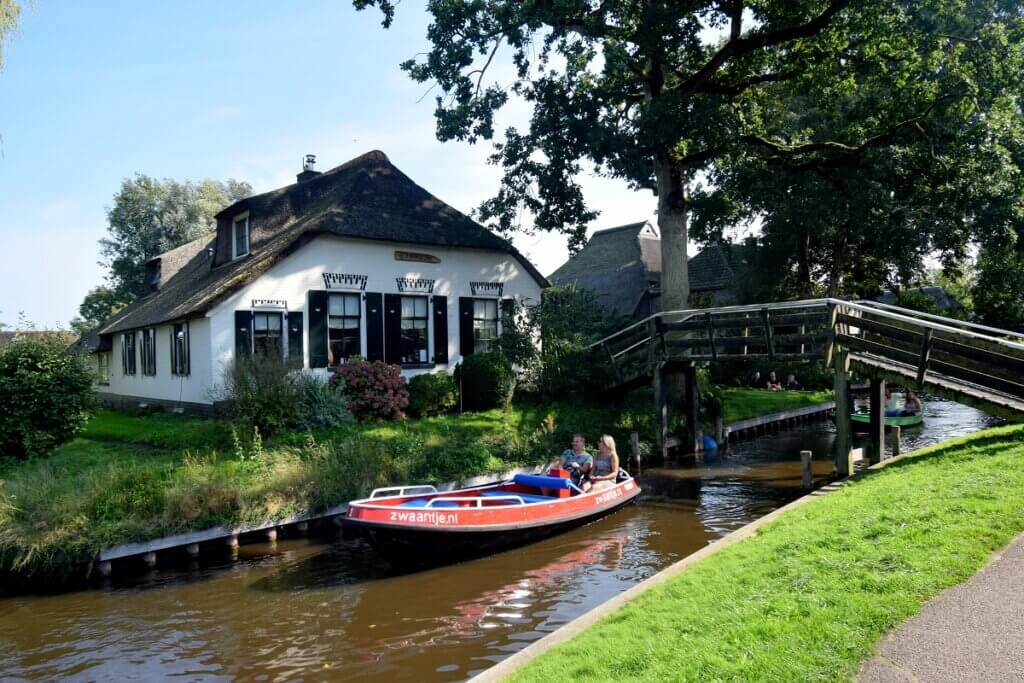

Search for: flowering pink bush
xmin=332 ymin=359 xmax=409 ymax=420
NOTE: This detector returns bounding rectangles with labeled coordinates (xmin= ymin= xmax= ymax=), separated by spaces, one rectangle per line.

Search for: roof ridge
xmin=589 ymin=221 xmax=648 ymax=238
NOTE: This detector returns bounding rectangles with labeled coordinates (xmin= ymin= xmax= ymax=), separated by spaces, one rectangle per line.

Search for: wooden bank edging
xmin=472 ymin=440 xmax=918 ymax=682
xmin=724 ymin=400 xmax=835 ymax=439
xmin=95 ymin=465 xmax=545 ymax=571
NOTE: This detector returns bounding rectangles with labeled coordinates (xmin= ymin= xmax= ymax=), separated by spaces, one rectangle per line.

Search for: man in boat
xmin=554 ymin=434 xmax=593 ymax=491
xmin=884 ymin=386 xmax=902 ymax=417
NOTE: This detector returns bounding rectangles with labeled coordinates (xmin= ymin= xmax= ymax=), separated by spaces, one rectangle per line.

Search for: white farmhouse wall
xmin=207 ymin=235 xmax=543 ymax=387
xmin=104 ymin=318 xmax=214 ymax=406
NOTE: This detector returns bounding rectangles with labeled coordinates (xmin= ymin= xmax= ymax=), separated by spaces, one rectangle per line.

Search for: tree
xmin=0 ymin=0 xmax=19 ymax=72
xmin=355 ymin=1 xmax=1024 ymax=311
xmin=973 ymin=247 xmax=1024 ymax=331
xmin=69 ymin=286 xmax=128 ymax=336
xmin=99 ymin=176 xmax=251 ymax=302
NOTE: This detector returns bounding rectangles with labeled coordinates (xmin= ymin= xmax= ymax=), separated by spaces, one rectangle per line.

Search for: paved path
xmin=858 ymin=533 xmax=1024 ymax=682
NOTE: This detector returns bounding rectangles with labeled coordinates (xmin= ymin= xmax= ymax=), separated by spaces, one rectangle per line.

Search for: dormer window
xmin=232 ymin=212 xmax=250 ymax=259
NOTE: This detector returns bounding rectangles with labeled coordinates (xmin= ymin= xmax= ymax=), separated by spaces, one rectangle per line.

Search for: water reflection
xmin=0 ymin=397 xmax=995 ymax=682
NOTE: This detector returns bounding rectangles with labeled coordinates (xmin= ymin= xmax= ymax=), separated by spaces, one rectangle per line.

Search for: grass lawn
xmin=506 ymin=423 xmax=1024 ymax=682
xmin=719 ymin=387 xmax=832 ymax=423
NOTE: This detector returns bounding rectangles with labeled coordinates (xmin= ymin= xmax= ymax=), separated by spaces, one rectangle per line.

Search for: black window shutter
xmin=308 ymin=291 xmax=328 ymax=368
xmin=365 ymin=292 xmax=384 ymax=362
xmin=288 ymin=311 xmax=304 ymax=369
xmin=384 ymin=293 xmax=402 ymax=365
xmin=500 ymin=298 xmax=515 ymax=334
xmin=235 ymin=311 xmax=253 ymax=359
xmin=433 ymin=295 xmax=448 ymax=364
xmin=459 ymin=297 xmax=474 ymax=357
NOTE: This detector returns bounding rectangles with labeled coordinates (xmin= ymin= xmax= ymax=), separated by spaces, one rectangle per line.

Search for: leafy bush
xmin=216 ymin=355 xmax=300 ymax=436
xmin=455 ymin=352 xmax=515 ymax=411
xmin=407 ymin=372 xmax=458 ymax=417
xmin=0 ymin=335 xmax=96 ymax=459
xmin=333 ymin=359 xmax=409 ymax=420
xmin=293 ymin=374 xmax=353 ymax=430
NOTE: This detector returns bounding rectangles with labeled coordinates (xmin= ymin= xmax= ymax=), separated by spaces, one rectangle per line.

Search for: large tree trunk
xmin=654 ymin=150 xmax=690 ymax=312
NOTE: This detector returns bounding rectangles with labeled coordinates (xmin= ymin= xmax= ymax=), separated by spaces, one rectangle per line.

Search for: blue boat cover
xmin=480 ymin=491 xmax=554 ymax=504
xmin=513 ymin=473 xmax=573 ymax=490
xmin=398 ymin=498 xmax=461 ymax=508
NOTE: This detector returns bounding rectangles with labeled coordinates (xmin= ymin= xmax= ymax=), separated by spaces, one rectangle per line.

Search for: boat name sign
xmin=389 ymin=510 xmax=459 ymax=525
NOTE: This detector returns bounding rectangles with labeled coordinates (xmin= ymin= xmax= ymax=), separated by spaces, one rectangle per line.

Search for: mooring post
xmin=653 ymin=362 xmax=669 ymax=461
xmin=834 ymin=348 xmax=853 ymax=477
xmin=868 ymin=378 xmax=885 ymax=464
xmin=891 ymin=425 xmax=901 ymax=457
xmin=142 ymin=551 xmax=157 ymax=568
xmin=296 ymin=521 xmax=309 ymax=536
xmin=185 ymin=543 xmax=200 ymax=559
xmin=96 ymin=560 xmax=112 ymax=578
xmin=684 ymin=364 xmax=701 ymax=455
xmin=226 ymin=534 xmax=239 ymax=549
xmin=713 ymin=414 xmax=724 ymax=448
xmin=801 ymin=450 xmax=813 ymax=489
xmin=266 ymin=528 xmax=278 ymax=543
xmin=630 ymin=430 xmax=641 ymax=474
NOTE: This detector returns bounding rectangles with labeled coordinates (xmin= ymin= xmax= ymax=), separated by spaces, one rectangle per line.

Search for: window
xmin=97 ymin=352 xmax=110 ymax=385
xmin=172 ymin=322 xmax=190 ymax=376
xmin=328 ymin=293 xmax=361 ymax=365
xmin=232 ymin=213 xmax=250 ymax=259
xmin=473 ymin=299 xmax=499 ymax=353
xmin=121 ymin=332 xmax=136 ymax=375
xmin=253 ymin=312 xmax=283 ymax=357
xmin=400 ymin=296 xmax=429 ymax=364
xmin=141 ymin=328 xmax=157 ymax=376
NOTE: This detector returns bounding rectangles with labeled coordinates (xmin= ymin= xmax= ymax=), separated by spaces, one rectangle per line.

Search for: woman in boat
xmin=589 ymin=434 xmax=621 ymax=492
xmin=766 ymin=371 xmax=782 ymax=391
xmin=902 ymin=390 xmax=923 ymax=416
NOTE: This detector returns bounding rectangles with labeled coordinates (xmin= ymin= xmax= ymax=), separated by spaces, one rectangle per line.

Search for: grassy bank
xmin=0 ymin=402 xmax=631 ymax=577
xmin=507 ymin=424 xmax=1024 ymax=682
xmin=718 ymin=387 xmax=832 ymax=423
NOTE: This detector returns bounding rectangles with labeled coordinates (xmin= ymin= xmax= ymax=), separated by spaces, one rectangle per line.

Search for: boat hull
xmin=850 ymin=413 xmax=923 ymax=431
xmin=344 ymin=477 xmax=641 ymax=566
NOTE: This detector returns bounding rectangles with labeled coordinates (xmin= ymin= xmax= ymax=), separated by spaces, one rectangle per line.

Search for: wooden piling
xmin=96 ymin=560 xmax=112 ymax=578
xmin=142 ymin=551 xmax=157 ymax=568
xmin=296 ymin=521 xmax=309 ymax=535
xmin=266 ymin=528 xmax=278 ymax=543
xmin=226 ymin=534 xmax=239 ymax=549
xmin=630 ymin=431 xmax=641 ymax=474
xmin=834 ymin=349 xmax=853 ymax=477
xmin=684 ymin=364 xmax=701 ymax=455
xmin=653 ymin=363 xmax=669 ymax=461
xmin=869 ymin=378 xmax=885 ymax=465
xmin=891 ymin=425 xmax=901 ymax=457
xmin=801 ymin=450 xmax=813 ymax=490
xmin=185 ymin=543 xmax=200 ymax=559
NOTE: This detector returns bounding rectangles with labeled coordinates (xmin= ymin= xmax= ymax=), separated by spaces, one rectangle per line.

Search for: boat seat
xmin=480 ymin=491 xmax=554 ymax=504
xmin=398 ymin=498 xmax=461 ymax=508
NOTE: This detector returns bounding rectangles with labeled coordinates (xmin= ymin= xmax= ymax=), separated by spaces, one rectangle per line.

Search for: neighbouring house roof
xmin=549 ymin=221 xmax=658 ymax=318
xmin=876 ymin=285 xmax=963 ymax=310
xmin=99 ymin=150 xmax=548 ymax=336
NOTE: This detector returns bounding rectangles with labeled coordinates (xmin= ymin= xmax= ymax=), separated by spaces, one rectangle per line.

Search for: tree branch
xmin=677 ymin=0 xmax=853 ymax=95
xmin=697 ymin=69 xmax=798 ymax=95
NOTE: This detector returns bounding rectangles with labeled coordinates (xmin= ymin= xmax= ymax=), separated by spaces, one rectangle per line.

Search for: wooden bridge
xmin=591 ymin=298 xmax=1024 ymax=475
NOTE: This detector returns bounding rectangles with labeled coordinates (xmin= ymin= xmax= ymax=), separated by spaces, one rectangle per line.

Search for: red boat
xmin=344 ymin=469 xmax=641 ymax=565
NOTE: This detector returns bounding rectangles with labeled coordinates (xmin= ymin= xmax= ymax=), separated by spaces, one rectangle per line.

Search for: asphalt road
xmin=858 ymin=532 xmax=1024 ymax=682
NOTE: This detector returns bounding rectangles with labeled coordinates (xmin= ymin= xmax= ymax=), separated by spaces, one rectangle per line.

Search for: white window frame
xmin=472 ymin=298 xmax=500 ymax=354
xmin=232 ymin=211 xmax=250 ymax=260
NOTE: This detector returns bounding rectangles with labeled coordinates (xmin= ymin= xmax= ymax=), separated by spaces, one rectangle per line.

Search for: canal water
xmin=0 ymin=398 xmax=998 ymax=682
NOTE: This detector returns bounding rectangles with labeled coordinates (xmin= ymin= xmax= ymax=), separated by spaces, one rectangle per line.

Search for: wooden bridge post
xmin=801 ymin=450 xmax=813 ymax=489
xmin=684 ymin=364 xmax=701 ymax=456
xmin=653 ymin=362 xmax=669 ymax=461
xmin=630 ymin=431 xmax=641 ymax=474
xmin=868 ymin=378 xmax=885 ymax=464
xmin=834 ymin=348 xmax=853 ymax=477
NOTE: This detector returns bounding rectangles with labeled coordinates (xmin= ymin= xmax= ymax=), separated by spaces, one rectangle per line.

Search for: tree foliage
xmin=973 ymin=247 xmax=1024 ymax=331
xmin=0 ymin=0 xmax=20 ymax=72
xmin=355 ymin=1 xmax=1024 ymax=309
xmin=100 ymin=175 xmax=251 ymax=302
xmin=70 ymin=285 xmax=128 ymax=336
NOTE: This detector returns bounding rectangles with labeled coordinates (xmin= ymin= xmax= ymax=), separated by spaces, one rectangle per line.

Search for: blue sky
xmin=0 ymin=2 xmax=654 ymax=329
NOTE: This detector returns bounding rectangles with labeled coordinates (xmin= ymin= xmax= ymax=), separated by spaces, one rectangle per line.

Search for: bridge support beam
xmin=684 ymin=365 xmax=701 ymax=456
xmin=834 ymin=349 xmax=853 ymax=477
xmin=653 ymin=362 xmax=669 ymax=461
xmin=869 ymin=378 xmax=886 ymax=464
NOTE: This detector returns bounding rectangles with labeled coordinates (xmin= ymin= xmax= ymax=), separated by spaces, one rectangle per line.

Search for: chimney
xmin=296 ymin=154 xmax=321 ymax=182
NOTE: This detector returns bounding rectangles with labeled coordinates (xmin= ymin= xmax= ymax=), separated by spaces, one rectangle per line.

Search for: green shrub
xmin=407 ymin=372 xmax=458 ymax=417
xmin=216 ymin=355 xmax=300 ymax=436
xmin=293 ymin=374 xmax=353 ymax=430
xmin=0 ymin=335 xmax=96 ymax=459
xmin=455 ymin=352 xmax=516 ymax=411
xmin=333 ymin=359 xmax=409 ymax=420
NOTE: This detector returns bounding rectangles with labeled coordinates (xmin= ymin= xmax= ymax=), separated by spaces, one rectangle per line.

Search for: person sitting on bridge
xmin=902 ymin=390 xmax=923 ymax=416
xmin=766 ymin=371 xmax=783 ymax=391
xmin=785 ymin=373 xmax=803 ymax=391
xmin=552 ymin=433 xmax=593 ymax=491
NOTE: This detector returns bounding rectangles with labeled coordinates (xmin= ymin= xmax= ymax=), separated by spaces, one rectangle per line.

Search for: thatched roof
xmin=100 ymin=151 xmax=547 ymax=336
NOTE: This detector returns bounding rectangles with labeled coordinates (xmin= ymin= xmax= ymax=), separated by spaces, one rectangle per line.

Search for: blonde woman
xmin=589 ymin=434 xmax=620 ymax=492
